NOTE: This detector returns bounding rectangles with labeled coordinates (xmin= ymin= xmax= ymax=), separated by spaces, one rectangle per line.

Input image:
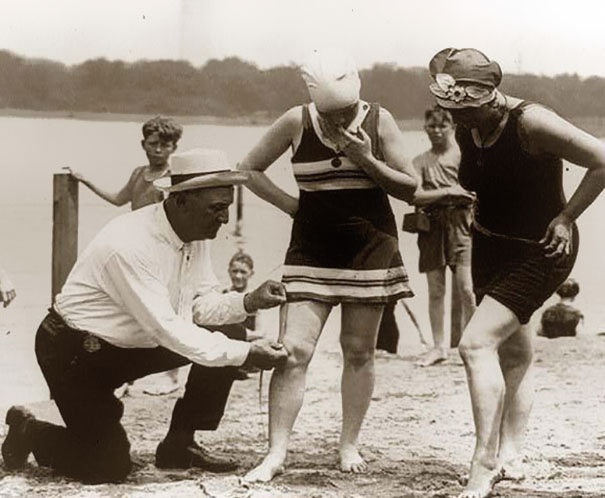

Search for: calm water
xmin=0 ymin=116 xmax=603 ymax=404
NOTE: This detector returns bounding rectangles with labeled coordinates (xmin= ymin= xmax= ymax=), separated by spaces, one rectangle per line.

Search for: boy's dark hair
xmin=556 ymin=278 xmax=580 ymax=299
xmin=229 ymin=250 xmax=254 ymax=271
xmin=142 ymin=115 xmax=183 ymax=144
xmin=424 ymin=106 xmax=453 ymax=124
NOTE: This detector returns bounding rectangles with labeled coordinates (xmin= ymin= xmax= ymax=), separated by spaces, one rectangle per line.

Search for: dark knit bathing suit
xmin=457 ymin=101 xmax=578 ymax=324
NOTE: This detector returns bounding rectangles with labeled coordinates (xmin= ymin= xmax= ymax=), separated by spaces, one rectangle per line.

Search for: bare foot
xmin=243 ymin=455 xmax=285 ymax=483
xmin=500 ymin=457 xmax=526 ymax=481
xmin=458 ymin=463 xmax=502 ymax=498
xmin=417 ymin=347 xmax=448 ymax=367
xmin=340 ymin=445 xmax=368 ymax=473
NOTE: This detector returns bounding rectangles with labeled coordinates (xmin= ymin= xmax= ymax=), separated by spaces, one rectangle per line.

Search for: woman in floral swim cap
xmin=428 ymin=47 xmax=605 ymax=498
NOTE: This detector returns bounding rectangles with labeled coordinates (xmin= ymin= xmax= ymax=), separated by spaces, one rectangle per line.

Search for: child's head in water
xmin=228 ymin=251 xmax=254 ymax=292
xmin=556 ymin=278 xmax=580 ymax=300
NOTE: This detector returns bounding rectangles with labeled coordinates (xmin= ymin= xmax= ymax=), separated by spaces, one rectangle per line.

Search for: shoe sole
xmin=155 ymin=442 xmax=239 ymax=473
xmin=5 ymin=406 xmax=34 ymax=426
xmin=155 ymin=458 xmax=239 ymax=473
xmin=2 ymin=406 xmax=35 ymax=470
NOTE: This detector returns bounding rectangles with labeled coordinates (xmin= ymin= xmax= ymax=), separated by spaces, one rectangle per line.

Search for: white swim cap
xmin=300 ymin=48 xmax=361 ymax=112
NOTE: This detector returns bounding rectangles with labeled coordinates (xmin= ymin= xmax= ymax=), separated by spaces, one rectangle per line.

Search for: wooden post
xmin=52 ymin=173 xmax=78 ymax=301
xmin=234 ymin=184 xmax=243 ymax=237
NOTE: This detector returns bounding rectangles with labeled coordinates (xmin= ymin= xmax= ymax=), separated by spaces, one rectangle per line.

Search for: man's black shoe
xmin=2 ymin=406 xmax=35 ymax=470
xmin=155 ymin=439 xmax=239 ymax=472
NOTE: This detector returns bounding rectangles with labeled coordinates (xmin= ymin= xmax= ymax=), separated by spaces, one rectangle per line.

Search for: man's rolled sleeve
xmin=192 ymin=289 xmax=249 ymax=326
xmin=102 ymin=251 xmax=251 ymax=367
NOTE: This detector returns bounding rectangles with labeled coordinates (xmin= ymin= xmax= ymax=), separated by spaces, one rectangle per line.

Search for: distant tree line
xmin=1 ymin=50 xmax=605 ymax=120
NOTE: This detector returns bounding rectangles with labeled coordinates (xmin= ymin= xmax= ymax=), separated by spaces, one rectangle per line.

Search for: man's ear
xmin=141 ymin=139 xmax=146 ymax=150
xmin=174 ymin=192 xmax=189 ymax=209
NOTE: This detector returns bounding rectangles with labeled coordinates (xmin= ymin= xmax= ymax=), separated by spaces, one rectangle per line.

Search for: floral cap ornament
xmin=433 ymin=73 xmax=466 ymax=102
xmin=429 ymin=73 xmax=496 ymax=109
xmin=428 ymin=48 xmax=502 ymax=109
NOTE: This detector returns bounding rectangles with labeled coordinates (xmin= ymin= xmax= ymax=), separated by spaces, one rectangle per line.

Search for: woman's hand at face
xmin=341 ymin=127 xmax=373 ymax=165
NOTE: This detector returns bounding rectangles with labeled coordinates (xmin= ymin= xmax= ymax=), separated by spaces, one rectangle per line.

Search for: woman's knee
xmin=458 ymin=335 xmax=497 ymax=366
xmin=341 ymin=339 xmax=374 ymax=368
xmin=499 ymin=344 xmax=534 ymax=370
xmin=282 ymin=339 xmax=316 ymax=370
xmin=458 ymin=298 xmax=521 ymax=364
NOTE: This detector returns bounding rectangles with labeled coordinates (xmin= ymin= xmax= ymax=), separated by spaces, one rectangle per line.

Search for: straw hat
xmin=154 ymin=148 xmax=248 ymax=193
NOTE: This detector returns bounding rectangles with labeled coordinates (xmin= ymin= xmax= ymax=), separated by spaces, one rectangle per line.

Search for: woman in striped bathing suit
xmin=239 ymin=49 xmax=418 ymax=482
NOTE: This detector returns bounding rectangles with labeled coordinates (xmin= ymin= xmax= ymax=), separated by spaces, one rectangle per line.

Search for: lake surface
xmin=0 ymin=115 xmax=603 ymax=404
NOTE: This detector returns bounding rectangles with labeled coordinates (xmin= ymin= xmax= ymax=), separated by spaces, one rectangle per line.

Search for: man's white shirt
xmin=55 ymin=203 xmax=251 ymax=367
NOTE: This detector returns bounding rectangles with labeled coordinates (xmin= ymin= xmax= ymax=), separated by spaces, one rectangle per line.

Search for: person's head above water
xmin=300 ymin=47 xmax=361 ymax=113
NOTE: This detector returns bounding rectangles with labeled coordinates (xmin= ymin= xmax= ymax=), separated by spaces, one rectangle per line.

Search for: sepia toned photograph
xmin=0 ymin=1 xmax=604 ymax=496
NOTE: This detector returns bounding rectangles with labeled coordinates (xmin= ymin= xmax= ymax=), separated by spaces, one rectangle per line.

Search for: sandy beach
xmin=0 ymin=328 xmax=604 ymax=497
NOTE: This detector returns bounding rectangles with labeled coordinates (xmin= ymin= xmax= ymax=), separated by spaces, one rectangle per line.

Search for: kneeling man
xmin=2 ymin=148 xmax=288 ymax=483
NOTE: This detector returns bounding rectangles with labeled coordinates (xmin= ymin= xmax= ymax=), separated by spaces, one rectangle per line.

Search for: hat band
xmin=171 ymin=170 xmax=230 ymax=186
xmin=429 ymin=73 xmax=496 ymax=109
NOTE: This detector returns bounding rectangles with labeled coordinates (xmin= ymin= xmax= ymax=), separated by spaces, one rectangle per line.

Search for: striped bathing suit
xmin=281 ymin=102 xmax=413 ymax=304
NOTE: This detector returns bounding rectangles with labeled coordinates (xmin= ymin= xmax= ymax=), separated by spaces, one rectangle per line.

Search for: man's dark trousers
xmin=30 ymin=310 xmax=246 ymax=483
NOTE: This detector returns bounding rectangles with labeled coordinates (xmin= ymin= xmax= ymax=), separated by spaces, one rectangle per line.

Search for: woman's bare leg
xmin=339 ymin=303 xmax=384 ymax=472
xmin=452 ymin=264 xmax=476 ymax=346
xmin=420 ymin=268 xmax=448 ymax=366
xmin=497 ymin=324 xmax=534 ymax=480
xmin=457 ymin=297 xmax=522 ymax=498
xmin=244 ymin=301 xmax=331 ymax=482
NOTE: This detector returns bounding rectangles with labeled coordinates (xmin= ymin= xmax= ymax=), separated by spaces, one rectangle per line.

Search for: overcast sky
xmin=1 ymin=0 xmax=604 ymax=77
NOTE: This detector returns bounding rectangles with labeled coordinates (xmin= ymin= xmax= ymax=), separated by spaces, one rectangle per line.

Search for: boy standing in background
xmin=67 ymin=115 xmax=182 ymax=209
xmin=67 ymin=115 xmax=184 ymax=395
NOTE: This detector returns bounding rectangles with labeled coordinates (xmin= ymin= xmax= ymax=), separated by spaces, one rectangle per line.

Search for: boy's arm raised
xmin=64 ymin=166 xmax=133 ymax=206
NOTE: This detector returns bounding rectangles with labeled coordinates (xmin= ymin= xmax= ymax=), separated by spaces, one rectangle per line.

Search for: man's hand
xmin=244 ymin=280 xmax=286 ymax=313
xmin=243 ymin=338 xmax=288 ymax=370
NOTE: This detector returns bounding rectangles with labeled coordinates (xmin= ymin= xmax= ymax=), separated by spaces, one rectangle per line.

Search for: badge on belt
xmin=83 ymin=334 xmax=102 ymax=353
